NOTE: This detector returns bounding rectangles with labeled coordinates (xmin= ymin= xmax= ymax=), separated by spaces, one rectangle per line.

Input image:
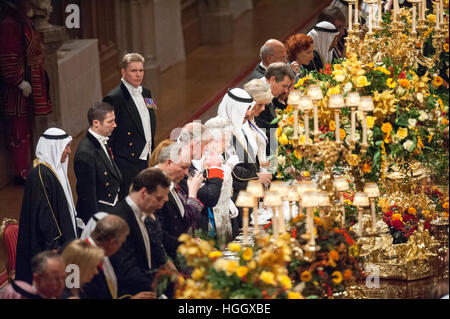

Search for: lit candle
xmin=349 ymin=2 xmax=353 ymax=30
xmin=393 ymin=0 xmax=399 ymax=21
xmin=378 ymin=0 xmax=382 ymax=26
xmin=440 ymin=0 xmax=444 ymax=26
xmin=422 ymin=0 xmax=426 ymax=20
xmin=253 ymin=206 xmax=259 ymax=237
xmin=335 ymin=111 xmax=341 ymax=142
xmin=436 ymin=0 xmax=440 ymax=28
xmin=313 ymin=104 xmax=319 ymax=137
xmin=355 ymin=0 xmax=359 ymax=24
xmin=412 ymin=4 xmax=417 ymax=34
xmin=304 ymin=112 xmax=310 ymax=144
xmin=351 ymin=107 xmax=356 ymax=141
xmin=370 ymin=199 xmax=376 ymax=233
xmin=362 ymin=113 xmax=367 ymax=145
xmin=293 ymin=107 xmax=299 ymax=139
xmin=278 ymin=206 xmax=285 ymax=234
xmin=272 ymin=207 xmax=279 ymax=239
xmin=357 ymin=208 xmax=363 ymax=236
xmin=368 ymin=4 xmax=373 ymax=33
xmin=243 ymin=207 xmax=249 ymax=245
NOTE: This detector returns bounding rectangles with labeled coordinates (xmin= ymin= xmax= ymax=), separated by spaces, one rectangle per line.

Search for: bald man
xmin=248 ymin=39 xmax=288 ymax=81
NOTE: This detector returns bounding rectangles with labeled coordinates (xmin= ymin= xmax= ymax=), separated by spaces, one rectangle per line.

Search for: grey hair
xmin=264 ymin=62 xmax=295 ymax=82
xmin=177 ymin=121 xmax=206 ymax=145
xmin=31 ymin=250 xmax=65 ymax=276
xmin=243 ymin=79 xmax=274 ymax=104
xmin=204 ymin=117 xmax=233 ymax=141
xmin=260 ymin=43 xmax=275 ymax=61
xmin=158 ymin=142 xmax=185 ymax=164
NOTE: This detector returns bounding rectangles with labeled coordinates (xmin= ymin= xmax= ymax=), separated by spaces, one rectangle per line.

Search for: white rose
xmin=367 ymin=129 xmax=373 ymax=143
xmin=403 ymin=139 xmax=414 ymax=151
xmin=408 ymin=118 xmax=417 ymax=128
xmin=416 ymin=93 xmax=424 ymax=103
xmin=343 ymin=82 xmax=353 ymax=93
xmin=345 ymin=132 xmax=360 ymax=144
xmin=418 ymin=111 xmax=428 ymax=122
xmin=277 ymin=155 xmax=286 ymax=167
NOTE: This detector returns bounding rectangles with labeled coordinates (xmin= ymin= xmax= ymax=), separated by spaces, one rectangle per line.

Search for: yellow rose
xmin=427 ymin=14 xmax=436 ymax=24
xmin=374 ymin=66 xmax=391 ymax=75
xmin=386 ymin=78 xmax=396 ymax=88
xmin=192 ymin=267 xmax=205 ymax=280
xmin=333 ymin=70 xmax=346 ymax=82
xmin=366 ymin=116 xmax=375 ymax=129
xmin=293 ymin=149 xmax=302 ymax=160
xmin=285 ymin=104 xmax=293 ymax=113
xmin=392 ymin=213 xmax=403 ymax=222
xmin=288 ymin=291 xmax=304 ymax=299
xmin=178 ymin=233 xmax=191 ymax=242
xmin=339 ymin=128 xmax=346 ymax=140
xmin=355 ymin=75 xmax=370 ymax=87
xmin=327 ymin=86 xmax=341 ymax=96
xmin=259 ymin=271 xmax=276 ymax=285
xmin=396 ymin=127 xmax=408 ymax=140
xmin=278 ymin=275 xmax=292 ymax=290
xmin=228 ymin=242 xmax=241 ymax=252
xmin=276 ymin=127 xmax=282 ymax=137
xmin=236 ymin=266 xmax=249 ymax=278
xmin=242 ymin=247 xmax=253 ymax=261
xmin=329 ymin=120 xmax=336 ymax=131
xmin=332 ymin=271 xmax=343 ymax=284
xmin=278 ymin=133 xmax=289 ymax=146
xmin=248 ymin=260 xmax=256 ymax=270
xmin=381 ymin=122 xmax=393 ymax=134
xmin=407 ymin=207 xmax=416 ymax=215
xmin=208 ymin=251 xmax=222 ymax=260
xmin=225 ymin=260 xmax=239 ymax=275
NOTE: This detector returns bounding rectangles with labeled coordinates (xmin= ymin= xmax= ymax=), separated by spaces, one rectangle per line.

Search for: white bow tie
xmin=131 ymin=86 xmax=143 ymax=96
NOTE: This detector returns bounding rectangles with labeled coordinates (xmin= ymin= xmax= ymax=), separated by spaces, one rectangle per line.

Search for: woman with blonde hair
xmin=61 ymin=239 xmax=104 ymax=298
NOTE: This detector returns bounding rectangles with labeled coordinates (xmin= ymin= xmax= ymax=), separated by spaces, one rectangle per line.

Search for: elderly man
xmin=15 ymin=128 xmax=81 ymax=284
xmin=254 ymin=62 xmax=295 ymax=157
xmin=1 ymin=250 xmax=66 ymax=299
xmin=154 ymin=143 xmax=204 ymax=264
xmin=80 ymin=214 xmax=156 ymax=299
xmin=248 ymin=39 xmax=288 ymax=81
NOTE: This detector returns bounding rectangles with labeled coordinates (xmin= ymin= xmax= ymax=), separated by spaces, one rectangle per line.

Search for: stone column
xmin=198 ymin=0 xmax=233 ymax=44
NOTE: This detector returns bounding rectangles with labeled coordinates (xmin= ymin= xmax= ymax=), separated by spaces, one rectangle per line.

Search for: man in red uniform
xmin=0 ymin=0 xmax=52 ymax=183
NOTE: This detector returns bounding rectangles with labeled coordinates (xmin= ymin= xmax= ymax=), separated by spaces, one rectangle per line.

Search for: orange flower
xmin=339 ymin=128 xmax=346 ymax=140
xmin=381 ymin=122 xmax=393 ymax=134
xmin=362 ymin=162 xmax=372 ymax=173
xmin=300 ymin=271 xmax=312 ymax=282
xmin=407 ymin=207 xmax=416 ymax=216
xmin=398 ymin=79 xmax=410 ymax=88
xmin=433 ymin=76 xmax=443 ymax=87
xmin=328 ymin=250 xmax=339 ymax=261
xmin=343 ymin=269 xmax=353 ymax=280
xmin=443 ymin=201 xmax=449 ymax=210
xmin=329 ymin=120 xmax=336 ymax=131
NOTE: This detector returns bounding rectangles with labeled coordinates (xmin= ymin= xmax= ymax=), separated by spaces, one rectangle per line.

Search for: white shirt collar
xmin=88 ymin=128 xmax=109 ymax=145
xmin=259 ymin=61 xmax=267 ymax=70
xmin=121 ymin=78 xmax=142 ymax=96
xmin=125 ymin=196 xmax=146 ymax=222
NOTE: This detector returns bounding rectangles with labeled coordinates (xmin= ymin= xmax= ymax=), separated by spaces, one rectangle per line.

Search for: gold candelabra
xmin=345 ymin=0 xmax=448 ymax=69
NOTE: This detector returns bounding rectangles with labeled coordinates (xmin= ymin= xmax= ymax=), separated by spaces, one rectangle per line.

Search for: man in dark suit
xmin=74 ymin=102 xmax=123 ymax=223
xmin=254 ymin=62 xmax=295 ymax=157
xmin=154 ymin=143 xmax=204 ymax=264
xmin=108 ymin=168 xmax=177 ymax=297
xmin=247 ymin=39 xmax=288 ymax=81
xmin=80 ymin=214 xmax=156 ymax=299
xmin=103 ymin=53 xmax=156 ymax=200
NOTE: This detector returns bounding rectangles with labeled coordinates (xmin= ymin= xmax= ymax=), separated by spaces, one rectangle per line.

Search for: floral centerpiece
xmin=175 ymin=233 xmax=304 ymax=299
xmin=287 ymin=214 xmax=363 ymax=298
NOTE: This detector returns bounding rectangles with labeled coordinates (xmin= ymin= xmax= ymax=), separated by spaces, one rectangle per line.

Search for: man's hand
xmin=187 ymin=171 xmax=203 ymax=198
xmin=18 ymin=80 xmax=32 ymax=97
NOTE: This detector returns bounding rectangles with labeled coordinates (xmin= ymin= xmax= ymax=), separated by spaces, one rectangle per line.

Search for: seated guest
xmin=80 ymin=213 xmax=156 ymax=299
xmin=109 ymin=168 xmax=174 ymax=296
xmin=243 ymin=78 xmax=274 ymax=167
xmin=254 ymin=62 xmax=295 ymax=157
xmin=149 ymin=139 xmax=175 ymax=167
xmin=307 ymin=21 xmax=340 ymax=71
xmin=217 ymin=88 xmax=266 ymax=237
xmin=15 ymin=128 xmax=81 ymax=284
xmin=155 ymin=143 xmax=204 ymax=263
xmin=285 ymin=34 xmax=316 ymax=80
xmin=248 ymin=39 xmax=288 ymax=81
xmin=61 ymin=239 xmax=104 ymax=298
xmin=317 ymin=5 xmax=347 ymax=59
xmin=74 ymin=101 xmax=123 ymax=223
xmin=1 ymin=251 xmax=66 ymax=299
xmin=204 ymin=117 xmax=240 ymax=246
xmin=177 ymin=122 xmax=224 ymax=235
